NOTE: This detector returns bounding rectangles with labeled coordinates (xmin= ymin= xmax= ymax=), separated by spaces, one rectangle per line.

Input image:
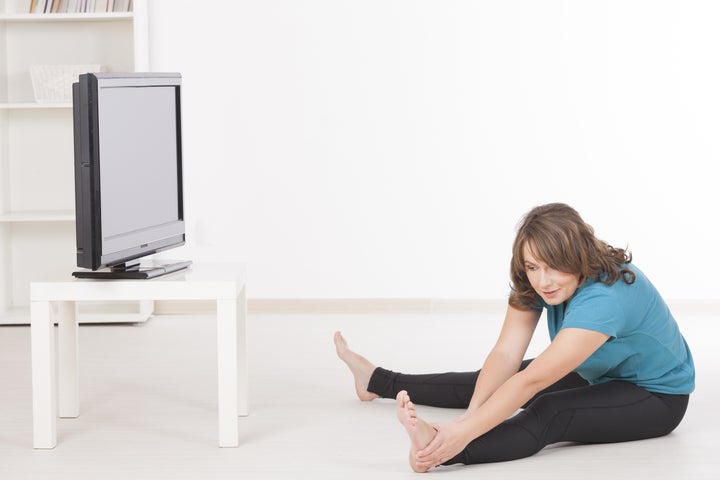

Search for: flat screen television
xmin=72 ymin=72 xmax=191 ymax=279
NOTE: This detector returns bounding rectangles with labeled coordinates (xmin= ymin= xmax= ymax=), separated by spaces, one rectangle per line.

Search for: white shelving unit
xmin=0 ymin=0 xmax=149 ymax=324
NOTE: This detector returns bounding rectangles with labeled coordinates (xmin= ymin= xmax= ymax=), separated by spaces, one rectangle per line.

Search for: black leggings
xmin=368 ymin=359 xmax=689 ymax=465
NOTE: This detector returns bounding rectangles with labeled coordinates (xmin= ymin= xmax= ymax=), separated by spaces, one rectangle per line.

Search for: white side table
xmin=30 ymin=263 xmax=247 ymax=448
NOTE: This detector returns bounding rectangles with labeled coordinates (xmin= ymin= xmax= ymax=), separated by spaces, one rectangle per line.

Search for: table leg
xmin=138 ymin=300 xmax=154 ymax=321
xmin=31 ymin=300 xmax=57 ymax=449
xmin=58 ymin=301 xmax=79 ymax=418
xmin=217 ymin=298 xmax=239 ymax=447
xmin=237 ymin=286 xmax=248 ymax=417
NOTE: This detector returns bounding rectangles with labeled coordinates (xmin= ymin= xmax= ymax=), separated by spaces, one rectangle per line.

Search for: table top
xmin=30 ymin=262 xmax=246 ymax=301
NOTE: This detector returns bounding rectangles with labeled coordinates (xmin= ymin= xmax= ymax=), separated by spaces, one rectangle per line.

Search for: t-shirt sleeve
xmin=561 ymin=286 xmax=623 ymax=339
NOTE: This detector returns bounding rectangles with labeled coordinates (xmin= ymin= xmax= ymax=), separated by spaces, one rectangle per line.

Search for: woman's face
xmin=522 ymin=243 xmax=580 ymax=306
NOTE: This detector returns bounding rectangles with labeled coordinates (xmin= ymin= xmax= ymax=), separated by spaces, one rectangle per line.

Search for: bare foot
xmin=333 ymin=331 xmax=380 ymax=401
xmin=396 ymin=390 xmax=438 ymax=473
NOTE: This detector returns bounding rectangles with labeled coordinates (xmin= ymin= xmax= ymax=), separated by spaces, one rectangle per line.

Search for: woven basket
xmin=30 ymin=65 xmax=106 ymax=103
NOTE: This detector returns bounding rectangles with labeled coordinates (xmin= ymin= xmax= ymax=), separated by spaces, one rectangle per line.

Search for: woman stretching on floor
xmin=334 ymin=203 xmax=694 ymax=472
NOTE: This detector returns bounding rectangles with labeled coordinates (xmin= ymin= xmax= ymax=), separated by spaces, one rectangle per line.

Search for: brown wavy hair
xmin=508 ymin=203 xmax=635 ymax=310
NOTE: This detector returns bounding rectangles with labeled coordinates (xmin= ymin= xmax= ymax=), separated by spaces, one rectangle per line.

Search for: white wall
xmin=148 ymin=0 xmax=720 ymax=300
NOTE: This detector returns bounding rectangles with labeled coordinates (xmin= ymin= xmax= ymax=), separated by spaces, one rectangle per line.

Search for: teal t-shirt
xmin=544 ymin=264 xmax=695 ymax=395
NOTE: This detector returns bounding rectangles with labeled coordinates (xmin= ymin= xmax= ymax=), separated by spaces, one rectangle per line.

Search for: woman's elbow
xmin=514 ymin=369 xmax=554 ymax=398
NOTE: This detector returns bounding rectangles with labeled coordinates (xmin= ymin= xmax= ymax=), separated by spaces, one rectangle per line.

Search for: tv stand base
xmin=72 ymin=260 xmax=192 ymax=279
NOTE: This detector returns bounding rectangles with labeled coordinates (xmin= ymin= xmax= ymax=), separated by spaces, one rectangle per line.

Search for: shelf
xmin=0 ymin=211 xmax=75 ymax=222
xmin=0 ymin=13 xmax=133 ymax=22
xmin=0 ymin=306 xmax=30 ymax=325
xmin=0 ymin=304 xmax=152 ymax=325
xmin=0 ymin=102 xmax=71 ymax=110
xmin=0 ymin=1 xmax=147 ymax=317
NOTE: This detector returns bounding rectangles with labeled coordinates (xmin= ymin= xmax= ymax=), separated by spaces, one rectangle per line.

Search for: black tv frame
xmin=72 ymin=72 xmax=190 ymax=279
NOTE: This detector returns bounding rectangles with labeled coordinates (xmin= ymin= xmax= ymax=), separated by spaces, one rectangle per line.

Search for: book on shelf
xmin=29 ymin=0 xmax=45 ymax=13
xmin=114 ymin=1 xmax=132 ymax=13
xmin=27 ymin=0 xmax=133 ymax=13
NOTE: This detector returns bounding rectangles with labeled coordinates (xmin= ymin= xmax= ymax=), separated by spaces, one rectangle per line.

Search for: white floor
xmin=1 ymin=311 xmax=718 ymax=479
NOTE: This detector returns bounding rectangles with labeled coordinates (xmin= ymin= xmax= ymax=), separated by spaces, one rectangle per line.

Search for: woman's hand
xmin=414 ymin=421 xmax=472 ymax=470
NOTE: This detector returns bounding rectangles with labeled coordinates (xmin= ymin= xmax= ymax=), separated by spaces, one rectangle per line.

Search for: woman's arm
xmin=416 ymin=327 xmax=610 ymax=468
xmin=464 ymin=305 xmax=541 ymax=415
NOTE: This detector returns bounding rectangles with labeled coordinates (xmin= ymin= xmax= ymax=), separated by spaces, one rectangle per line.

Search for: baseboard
xmin=152 ymin=298 xmax=507 ymax=315
xmin=665 ymin=299 xmax=720 ymax=316
xmin=152 ymin=298 xmax=720 ymax=316
xmin=247 ymin=298 xmax=508 ymax=314
xmin=5 ymin=298 xmax=716 ymax=324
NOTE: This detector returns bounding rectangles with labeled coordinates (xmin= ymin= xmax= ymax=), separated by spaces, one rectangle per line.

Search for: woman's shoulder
xmin=572 ymin=279 xmax=616 ymax=306
xmin=574 ymin=263 xmax=655 ymax=306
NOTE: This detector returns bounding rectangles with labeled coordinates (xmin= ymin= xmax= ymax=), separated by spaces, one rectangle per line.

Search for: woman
xmin=334 ymin=203 xmax=694 ymax=472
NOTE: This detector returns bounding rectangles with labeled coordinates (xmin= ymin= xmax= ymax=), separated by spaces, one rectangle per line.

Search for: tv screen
xmin=72 ymin=72 xmax=191 ymax=279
